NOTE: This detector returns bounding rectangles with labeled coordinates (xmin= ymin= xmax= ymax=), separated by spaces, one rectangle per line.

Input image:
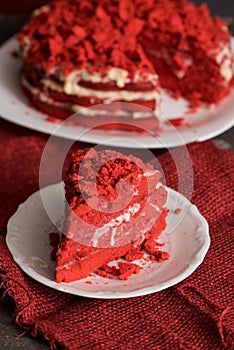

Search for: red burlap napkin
xmin=0 ymin=119 xmax=233 ymax=350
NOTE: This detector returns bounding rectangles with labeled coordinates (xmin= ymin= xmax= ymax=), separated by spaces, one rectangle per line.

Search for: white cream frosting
xmin=21 ymin=37 xmax=33 ymax=58
xmin=59 ymin=67 xmax=158 ymax=89
xmin=92 ymin=203 xmax=141 ymax=247
xmin=144 ymin=170 xmax=160 ymax=177
xmin=32 ymin=4 xmax=50 ymax=17
xmin=216 ymin=46 xmax=231 ymax=64
xmin=220 ymin=59 xmax=233 ymax=82
xmin=40 ymin=76 xmax=160 ymax=107
xmin=110 ymin=227 xmax=118 ymax=246
xmin=155 ymin=181 xmax=163 ymax=190
xmin=149 ymin=202 xmax=161 ymax=212
xmin=215 ymin=45 xmax=233 ymax=82
xmin=107 ymin=68 xmax=130 ymax=88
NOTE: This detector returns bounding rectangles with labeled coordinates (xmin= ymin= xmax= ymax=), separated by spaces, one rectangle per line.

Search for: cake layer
xmin=56 ymin=209 xmax=168 ymax=282
xmin=22 ymin=75 xmax=161 ymax=132
xmin=23 ymin=64 xmax=158 ymax=97
xmin=23 ymin=65 xmax=158 ymax=92
xmin=22 ymin=73 xmax=160 ymax=109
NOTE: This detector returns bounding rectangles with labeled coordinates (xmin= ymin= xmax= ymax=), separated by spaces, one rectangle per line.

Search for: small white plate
xmin=0 ymin=37 xmax=233 ymax=148
xmin=6 ymin=183 xmax=210 ymax=299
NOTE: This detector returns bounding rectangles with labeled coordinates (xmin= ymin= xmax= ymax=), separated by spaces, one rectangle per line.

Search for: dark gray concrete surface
xmin=0 ymin=7 xmax=233 ymax=350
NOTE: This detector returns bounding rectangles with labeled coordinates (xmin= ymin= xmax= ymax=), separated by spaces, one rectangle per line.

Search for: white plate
xmin=1 ymin=37 xmax=233 ymax=148
xmin=6 ymin=183 xmax=210 ymax=299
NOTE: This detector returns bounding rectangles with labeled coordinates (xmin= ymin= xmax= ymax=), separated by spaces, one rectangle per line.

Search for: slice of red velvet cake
xmin=17 ymin=0 xmax=233 ymax=129
xmin=55 ymin=148 xmax=168 ymax=282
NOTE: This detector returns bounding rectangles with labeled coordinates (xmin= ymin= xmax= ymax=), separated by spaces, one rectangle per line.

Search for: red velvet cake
xmin=55 ymin=148 xmax=169 ymax=282
xmin=17 ymin=0 xmax=233 ymax=128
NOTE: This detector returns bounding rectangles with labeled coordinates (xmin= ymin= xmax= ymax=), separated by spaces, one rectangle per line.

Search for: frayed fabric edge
xmin=0 ymin=272 xmax=58 ymax=350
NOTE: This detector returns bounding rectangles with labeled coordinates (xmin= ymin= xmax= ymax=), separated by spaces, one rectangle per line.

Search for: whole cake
xmin=55 ymin=148 xmax=169 ymax=282
xmin=17 ymin=0 xmax=233 ymax=128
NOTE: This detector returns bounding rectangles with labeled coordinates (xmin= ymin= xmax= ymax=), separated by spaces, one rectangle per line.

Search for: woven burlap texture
xmin=0 ymin=121 xmax=233 ymax=350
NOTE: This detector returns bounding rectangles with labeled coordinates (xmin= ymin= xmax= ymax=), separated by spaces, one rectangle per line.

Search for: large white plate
xmin=0 ymin=37 xmax=233 ymax=148
xmin=6 ymin=183 xmax=210 ymax=299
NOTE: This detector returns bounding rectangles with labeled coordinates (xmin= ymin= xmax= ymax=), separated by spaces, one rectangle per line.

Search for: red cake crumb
xmin=154 ymin=251 xmax=170 ymax=262
xmin=101 ymin=265 xmax=120 ymax=276
xmin=167 ymin=118 xmax=185 ymax=127
xmin=175 ymin=208 xmax=182 ymax=214
xmin=46 ymin=116 xmax=62 ymax=124
xmin=231 ymin=76 xmax=234 ymax=87
xmin=154 ymin=241 xmax=165 ymax=247
xmin=145 ymin=238 xmax=169 ymax=262
xmin=95 ymin=269 xmax=113 ymax=279
xmin=185 ymin=106 xmax=200 ymax=115
xmin=98 ymin=262 xmax=144 ymax=280
xmin=17 ymin=1 xmax=154 ymax=78
xmin=125 ymin=247 xmax=144 ymax=261
xmin=85 ymin=281 xmax=92 ymax=284
xmin=118 ymin=262 xmax=142 ymax=280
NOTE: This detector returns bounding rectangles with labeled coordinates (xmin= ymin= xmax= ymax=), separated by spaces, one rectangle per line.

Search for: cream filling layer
xmin=215 ymin=45 xmax=233 ymax=82
xmin=220 ymin=59 xmax=233 ymax=82
xmin=92 ymin=178 xmax=164 ymax=247
xmin=22 ymin=75 xmax=85 ymax=112
xmin=61 ymin=68 xmax=131 ymax=88
xmin=22 ymin=75 xmax=159 ymax=117
xmin=92 ymin=203 xmax=141 ymax=247
xmin=41 ymin=77 xmax=160 ymax=105
xmin=60 ymin=68 xmax=159 ymax=88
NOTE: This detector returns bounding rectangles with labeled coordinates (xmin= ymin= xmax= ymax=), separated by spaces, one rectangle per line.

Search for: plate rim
xmin=6 ymin=183 xmax=210 ymax=299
